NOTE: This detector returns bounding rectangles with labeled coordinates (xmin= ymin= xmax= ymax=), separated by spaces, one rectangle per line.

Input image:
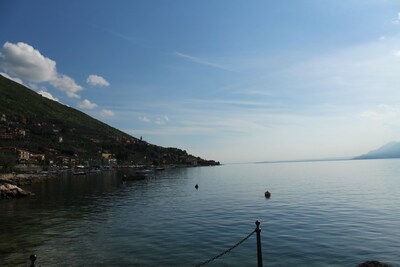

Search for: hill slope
xmin=0 ymin=75 xmax=219 ymax=168
xmin=353 ymin=142 xmax=400 ymax=160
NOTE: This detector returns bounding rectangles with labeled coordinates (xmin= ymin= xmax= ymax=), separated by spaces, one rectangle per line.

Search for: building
xmin=17 ymin=149 xmax=30 ymax=161
xmin=30 ymin=154 xmax=45 ymax=161
xmin=17 ymin=129 xmax=26 ymax=137
xmin=0 ymin=133 xmax=13 ymax=140
xmin=102 ymin=153 xmax=113 ymax=160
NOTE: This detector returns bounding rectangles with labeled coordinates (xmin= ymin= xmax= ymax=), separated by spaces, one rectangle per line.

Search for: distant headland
xmin=353 ymin=141 xmax=400 ymax=160
xmin=256 ymin=142 xmax=400 ymax=164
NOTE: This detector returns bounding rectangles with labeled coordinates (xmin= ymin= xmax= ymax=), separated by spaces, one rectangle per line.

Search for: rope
xmin=193 ymin=229 xmax=255 ymax=267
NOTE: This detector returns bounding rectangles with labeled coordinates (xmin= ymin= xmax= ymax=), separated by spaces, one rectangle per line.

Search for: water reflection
xmin=1 ymin=162 xmax=399 ymax=266
xmin=0 ymin=171 xmax=125 ymax=266
xmin=0 ymin=168 xmax=196 ymax=266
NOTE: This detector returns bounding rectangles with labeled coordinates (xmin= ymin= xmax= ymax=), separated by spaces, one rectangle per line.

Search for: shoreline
xmin=0 ymin=172 xmax=62 ymax=199
xmin=0 ymin=172 xmax=61 ymax=186
xmin=0 ymin=163 xmax=221 ymax=199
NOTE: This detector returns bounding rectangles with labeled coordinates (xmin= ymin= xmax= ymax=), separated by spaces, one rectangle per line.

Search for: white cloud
xmin=138 ymin=115 xmax=169 ymax=124
xmin=100 ymin=109 xmax=115 ymax=117
xmin=391 ymin=12 xmax=400 ymax=24
xmin=155 ymin=118 xmax=164 ymax=125
xmin=49 ymin=74 xmax=82 ymax=98
xmin=37 ymin=90 xmax=59 ymax=102
xmin=78 ymin=99 xmax=97 ymax=109
xmin=0 ymin=42 xmax=56 ymax=81
xmin=139 ymin=116 xmax=150 ymax=122
xmin=0 ymin=42 xmax=83 ymax=98
xmin=155 ymin=116 xmax=170 ymax=125
xmin=360 ymin=104 xmax=400 ymax=123
xmin=0 ymin=72 xmax=24 ymax=85
xmin=28 ymin=83 xmax=39 ymax=90
xmin=86 ymin=74 xmax=110 ymax=87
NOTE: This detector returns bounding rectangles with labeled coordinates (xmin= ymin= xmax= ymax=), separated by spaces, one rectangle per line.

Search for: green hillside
xmin=0 ymin=75 xmax=219 ymax=169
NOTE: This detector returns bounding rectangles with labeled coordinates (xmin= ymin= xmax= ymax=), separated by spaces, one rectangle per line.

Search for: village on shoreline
xmin=0 ymin=76 xmax=220 ymax=200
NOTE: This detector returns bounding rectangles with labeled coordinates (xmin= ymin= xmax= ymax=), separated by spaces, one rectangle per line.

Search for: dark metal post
xmin=29 ymin=254 xmax=37 ymax=267
xmin=255 ymin=221 xmax=263 ymax=267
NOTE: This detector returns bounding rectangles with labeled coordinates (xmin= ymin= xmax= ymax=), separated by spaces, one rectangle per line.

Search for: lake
xmin=1 ymin=159 xmax=400 ymax=266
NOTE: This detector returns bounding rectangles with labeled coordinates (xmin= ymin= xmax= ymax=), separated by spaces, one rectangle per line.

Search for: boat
xmin=73 ymin=171 xmax=87 ymax=175
xmin=135 ymin=169 xmax=153 ymax=176
xmin=122 ymin=174 xmax=146 ymax=181
xmin=89 ymin=168 xmax=101 ymax=174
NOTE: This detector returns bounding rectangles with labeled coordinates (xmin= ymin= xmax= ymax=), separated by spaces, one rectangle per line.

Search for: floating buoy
xmin=264 ymin=191 xmax=271 ymax=198
xmin=195 ymin=184 xmax=199 ymax=190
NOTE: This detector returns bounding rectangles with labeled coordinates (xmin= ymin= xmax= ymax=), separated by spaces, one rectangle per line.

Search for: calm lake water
xmin=1 ymin=159 xmax=400 ymax=266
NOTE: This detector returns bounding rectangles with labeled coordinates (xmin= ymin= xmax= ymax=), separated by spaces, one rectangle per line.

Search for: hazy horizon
xmin=2 ymin=1 xmax=400 ymax=163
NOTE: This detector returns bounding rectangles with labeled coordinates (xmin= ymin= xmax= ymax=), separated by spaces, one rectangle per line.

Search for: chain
xmin=193 ymin=230 xmax=255 ymax=267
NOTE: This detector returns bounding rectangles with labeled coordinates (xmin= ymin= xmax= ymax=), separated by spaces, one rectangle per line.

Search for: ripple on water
xmin=1 ymin=161 xmax=400 ymax=266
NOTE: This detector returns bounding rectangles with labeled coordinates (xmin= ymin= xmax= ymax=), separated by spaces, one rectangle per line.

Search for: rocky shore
xmin=1 ymin=172 xmax=60 ymax=185
xmin=0 ymin=178 xmax=32 ymax=199
xmin=0 ymin=172 xmax=60 ymax=199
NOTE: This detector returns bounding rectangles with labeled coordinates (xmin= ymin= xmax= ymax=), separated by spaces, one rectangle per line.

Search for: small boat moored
xmin=73 ymin=171 xmax=87 ymax=175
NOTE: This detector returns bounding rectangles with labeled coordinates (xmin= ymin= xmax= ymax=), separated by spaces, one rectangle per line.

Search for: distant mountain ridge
xmin=353 ymin=141 xmax=400 ymax=160
xmin=0 ymin=75 xmax=219 ymax=168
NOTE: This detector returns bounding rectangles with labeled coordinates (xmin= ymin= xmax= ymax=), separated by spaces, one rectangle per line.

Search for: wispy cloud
xmin=138 ymin=115 xmax=169 ymax=125
xmin=155 ymin=116 xmax=169 ymax=125
xmin=391 ymin=12 xmax=400 ymax=24
xmin=93 ymin=25 xmax=147 ymax=48
xmin=360 ymin=104 xmax=400 ymax=124
xmin=174 ymin=51 xmax=236 ymax=72
xmin=233 ymin=89 xmax=275 ymax=97
xmin=139 ymin=116 xmax=150 ymax=123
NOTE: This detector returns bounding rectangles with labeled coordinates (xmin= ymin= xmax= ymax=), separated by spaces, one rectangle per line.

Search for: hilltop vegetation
xmin=0 ymin=75 xmax=219 ymax=171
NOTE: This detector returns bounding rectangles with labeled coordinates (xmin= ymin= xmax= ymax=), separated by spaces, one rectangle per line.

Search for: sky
xmin=2 ymin=0 xmax=400 ymax=163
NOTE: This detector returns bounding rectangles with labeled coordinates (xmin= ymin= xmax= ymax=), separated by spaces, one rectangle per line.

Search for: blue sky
xmin=2 ymin=0 xmax=400 ymax=163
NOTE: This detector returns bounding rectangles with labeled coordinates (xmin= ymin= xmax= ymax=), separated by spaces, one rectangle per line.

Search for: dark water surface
xmin=1 ymin=159 xmax=400 ymax=266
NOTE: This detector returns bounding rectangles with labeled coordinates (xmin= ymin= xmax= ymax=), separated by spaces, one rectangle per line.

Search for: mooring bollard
xmin=29 ymin=254 xmax=37 ymax=267
xmin=255 ymin=221 xmax=263 ymax=267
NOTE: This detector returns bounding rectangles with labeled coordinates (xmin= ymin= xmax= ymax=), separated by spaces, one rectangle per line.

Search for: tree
xmin=0 ymin=152 xmax=16 ymax=173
